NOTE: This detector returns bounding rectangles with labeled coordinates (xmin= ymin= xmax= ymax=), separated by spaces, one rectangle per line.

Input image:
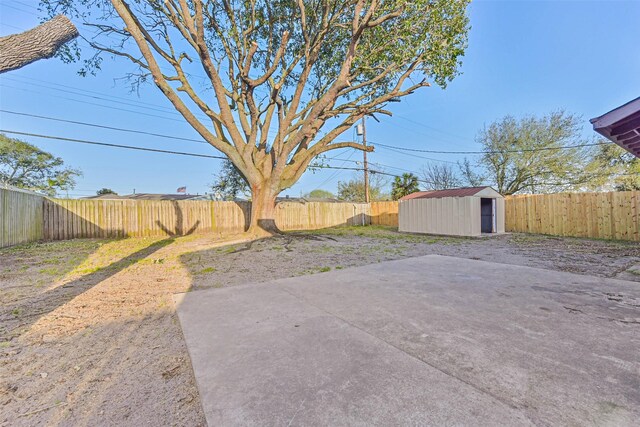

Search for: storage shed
xmin=399 ymin=187 xmax=505 ymax=237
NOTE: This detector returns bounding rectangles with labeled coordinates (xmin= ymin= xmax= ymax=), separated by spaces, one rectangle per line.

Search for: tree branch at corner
xmin=0 ymin=15 xmax=79 ymax=73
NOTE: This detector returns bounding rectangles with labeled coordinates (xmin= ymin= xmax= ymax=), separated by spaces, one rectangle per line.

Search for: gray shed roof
xmin=400 ymin=186 xmax=502 ymax=200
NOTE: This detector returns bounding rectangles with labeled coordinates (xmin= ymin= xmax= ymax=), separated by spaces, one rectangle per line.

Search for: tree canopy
xmin=304 ymin=189 xmax=335 ymax=199
xmin=43 ymin=0 xmax=470 ymax=233
xmin=0 ymin=133 xmax=81 ymax=196
xmin=466 ymin=111 xmax=593 ymax=195
xmin=96 ymin=188 xmax=118 ymax=195
xmin=337 ymin=173 xmax=388 ymax=202
xmin=586 ymin=144 xmax=640 ymax=191
xmin=391 ymin=172 xmax=419 ymax=200
xmin=210 ymin=159 xmax=250 ymax=200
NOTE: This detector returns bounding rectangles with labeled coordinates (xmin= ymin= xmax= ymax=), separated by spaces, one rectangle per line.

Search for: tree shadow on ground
xmin=0 ymin=201 xmax=200 ymax=342
xmin=0 ymin=238 xmax=176 ymax=342
xmin=178 ymin=231 xmax=352 ymax=293
xmin=229 ymin=232 xmax=337 ymax=254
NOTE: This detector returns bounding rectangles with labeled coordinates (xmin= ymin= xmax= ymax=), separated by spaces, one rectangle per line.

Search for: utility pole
xmin=361 ymin=116 xmax=370 ymax=203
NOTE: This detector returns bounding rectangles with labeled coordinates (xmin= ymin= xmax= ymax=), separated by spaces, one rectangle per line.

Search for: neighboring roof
xmin=82 ymin=194 xmax=125 ymax=200
xmin=82 ymin=193 xmax=199 ymax=201
xmin=276 ymin=196 xmax=343 ymax=203
xmin=590 ymin=97 xmax=640 ymax=158
xmin=400 ymin=186 xmax=501 ymax=200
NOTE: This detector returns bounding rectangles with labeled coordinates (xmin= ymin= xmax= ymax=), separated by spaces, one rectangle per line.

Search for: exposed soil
xmin=1 ymin=227 xmax=639 ymax=426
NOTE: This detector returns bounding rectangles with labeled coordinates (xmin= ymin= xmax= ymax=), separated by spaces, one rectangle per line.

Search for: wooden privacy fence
xmin=42 ymin=198 xmax=371 ymax=240
xmin=3 ymin=186 xmax=639 ymax=247
xmin=370 ymin=201 xmax=399 ymax=226
xmin=505 ymin=191 xmax=640 ymax=241
xmin=43 ymin=199 xmax=250 ymax=239
xmin=276 ymin=201 xmax=369 ymax=230
xmin=1 ymin=186 xmax=44 ymax=248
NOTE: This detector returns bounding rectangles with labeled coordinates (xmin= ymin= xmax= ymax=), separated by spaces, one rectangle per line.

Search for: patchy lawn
xmin=1 ymin=227 xmax=639 ymax=425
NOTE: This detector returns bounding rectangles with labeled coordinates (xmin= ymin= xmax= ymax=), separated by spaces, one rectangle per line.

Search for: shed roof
xmin=590 ymin=97 xmax=640 ymax=158
xmin=400 ymin=186 xmax=500 ymax=200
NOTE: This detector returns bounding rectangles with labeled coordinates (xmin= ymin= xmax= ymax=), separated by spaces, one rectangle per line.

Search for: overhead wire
xmin=2 ymin=129 xmax=633 ymax=190
xmin=0 ymin=129 xmax=227 ymax=159
xmin=0 ymin=109 xmax=209 ymax=144
xmin=373 ymin=141 xmax=608 ymax=155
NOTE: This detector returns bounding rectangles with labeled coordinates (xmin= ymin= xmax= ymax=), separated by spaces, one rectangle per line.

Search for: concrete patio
xmin=175 ymin=255 xmax=640 ymax=426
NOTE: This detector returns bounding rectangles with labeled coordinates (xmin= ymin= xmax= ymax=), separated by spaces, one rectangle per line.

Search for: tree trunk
xmin=247 ymin=185 xmax=279 ymax=236
xmin=0 ymin=15 xmax=79 ymax=74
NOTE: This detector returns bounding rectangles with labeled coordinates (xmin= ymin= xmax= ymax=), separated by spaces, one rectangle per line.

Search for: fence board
xmin=505 ymin=191 xmax=640 ymax=241
xmin=0 ymin=186 xmax=45 ymax=248
xmin=370 ymin=201 xmax=399 ymax=226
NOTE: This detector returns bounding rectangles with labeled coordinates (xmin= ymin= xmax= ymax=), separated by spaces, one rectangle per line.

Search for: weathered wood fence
xmin=370 ymin=201 xmax=399 ymax=226
xmin=41 ymin=198 xmax=370 ymax=240
xmin=2 ymin=187 xmax=639 ymax=247
xmin=505 ymin=191 xmax=639 ymax=241
xmin=1 ymin=186 xmax=45 ymax=248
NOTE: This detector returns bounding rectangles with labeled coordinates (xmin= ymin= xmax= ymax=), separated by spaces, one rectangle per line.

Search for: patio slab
xmin=175 ymin=255 xmax=640 ymax=426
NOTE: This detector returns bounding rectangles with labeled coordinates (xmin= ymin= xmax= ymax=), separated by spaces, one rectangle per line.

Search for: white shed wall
xmin=398 ymin=195 xmax=505 ymax=237
xmin=496 ymin=198 xmax=505 ymax=233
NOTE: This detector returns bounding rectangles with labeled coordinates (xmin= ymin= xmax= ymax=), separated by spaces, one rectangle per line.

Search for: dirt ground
xmin=1 ymin=227 xmax=639 ymax=426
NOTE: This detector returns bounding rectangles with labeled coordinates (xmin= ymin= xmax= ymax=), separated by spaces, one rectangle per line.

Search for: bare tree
xmin=43 ymin=0 xmax=470 ymax=235
xmin=0 ymin=15 xmax=78 ymax=73
xmin=421 ymin=163 xmax=461 ymax=190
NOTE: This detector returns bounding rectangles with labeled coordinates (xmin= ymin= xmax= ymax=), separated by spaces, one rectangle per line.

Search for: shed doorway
xmin=480 ymin=198 xmax=496 ymax=233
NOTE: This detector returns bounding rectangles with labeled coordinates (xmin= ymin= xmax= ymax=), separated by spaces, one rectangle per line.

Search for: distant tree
xmin=304 ymin=189 xmax=335 ymax=199
xmin=421 ymin=163 xmax=462 ymax=190
xmin=210 ymin=160 xmax=250 ymax=200
xmin=391 ymin=173 xmax=420 ymax=200
xmin=96 ymin=188 xmax=117 ymax=196
xmin=337 ymin=174 xmax=388 ymax=202
xmin=471 ymin=111 xmax=592 ymax=195
xmin=0 ymin=133 xmax=81 ymax=196
xmin=458 ymin=158 xmax=485 ymax=187
xmin=585 ymin=143 xmax=640 ymax=191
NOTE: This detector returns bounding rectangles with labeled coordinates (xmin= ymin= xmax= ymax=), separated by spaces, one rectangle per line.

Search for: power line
xmin=0 ymin=129 xmax=437 ymax=184
xmin=373 ymin=141 xmax=607 ymax=155
xmin=0 ymin=109 xmax=209 ymax=144
xmin=1 ymin=3 xmax=36 ymax=15
xmin=0 ymin=84 xmax=190 ymax=123
xmin=393 ymin=113 xmax=470 ymax=141
xmin=9 ymin=0 xmax=38 ymax=10
xmin=374 ymin=144 xmax=459 ymax=164
xmin=6 ymin=75 xmax=186 ymax=114
xmin=2 ymin=76 xmax=279 ymax=137
xmin=0 ymin=79 xmax=203 ymax=119
xmin=0 ymin=110 xmax=435 ymax=177
xmin=3 ymin=75 xmax=185 ymax=116
xmin=3 ymin=129 xmax=632 ymax=189
xmin=0 ymin=23 xmax=27 ymax=32
xmin=312 ymin=150 xmax=357 ymax=190
xmin=0 ymin=129 xmax=227 ymax=159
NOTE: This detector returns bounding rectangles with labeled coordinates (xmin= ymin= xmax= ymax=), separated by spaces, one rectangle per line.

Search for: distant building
xmin=82 ymin=193 xmax=201 ymax=201
xmin=277 ymin=195 xmax=343 ymax=203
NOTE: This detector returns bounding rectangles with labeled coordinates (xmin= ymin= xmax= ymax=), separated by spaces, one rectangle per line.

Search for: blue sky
xmin=1 ymin=0 xmax=639 ymax=198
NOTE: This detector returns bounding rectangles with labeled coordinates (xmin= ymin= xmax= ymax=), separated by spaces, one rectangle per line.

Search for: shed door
xmin=480 ymin=198 xmax=494 ymax=233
